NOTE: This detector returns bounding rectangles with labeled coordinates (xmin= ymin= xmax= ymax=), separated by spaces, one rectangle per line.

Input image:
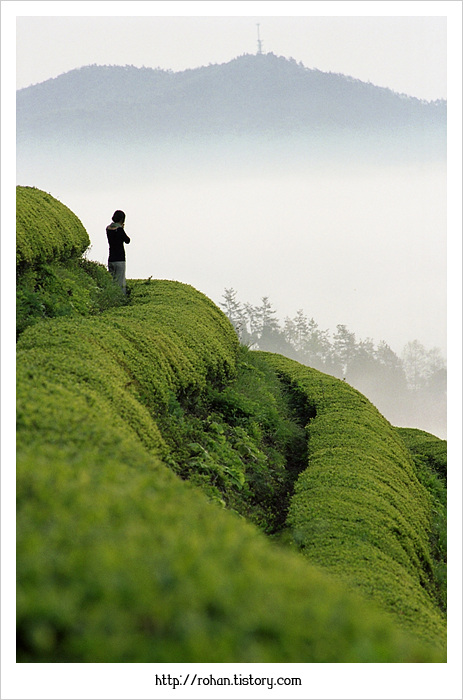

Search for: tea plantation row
xmin=259 ymin=353 xmax=446 ymax=649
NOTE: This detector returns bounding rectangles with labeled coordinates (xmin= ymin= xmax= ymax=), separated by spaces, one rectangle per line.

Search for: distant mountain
xmin=17 ymin=53 xmax=446 ymax=146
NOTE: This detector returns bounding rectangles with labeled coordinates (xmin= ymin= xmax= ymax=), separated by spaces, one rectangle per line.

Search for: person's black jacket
xmin=106 ymin=223 xmax=130 ymax=262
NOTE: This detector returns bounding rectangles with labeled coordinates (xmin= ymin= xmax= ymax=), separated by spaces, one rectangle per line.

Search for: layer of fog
xmin=17 ymin=137 xmax=446 ymax=359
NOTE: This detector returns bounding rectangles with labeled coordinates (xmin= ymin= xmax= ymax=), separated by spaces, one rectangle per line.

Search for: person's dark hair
xmin=112 ymin=210 xmax=126 ymax=224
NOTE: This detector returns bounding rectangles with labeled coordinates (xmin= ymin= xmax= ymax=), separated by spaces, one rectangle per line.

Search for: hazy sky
xmin=15 ymin=9 xmax=447 ymax=100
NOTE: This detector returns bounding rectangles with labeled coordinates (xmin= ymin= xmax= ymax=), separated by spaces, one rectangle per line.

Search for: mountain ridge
xmin=17 ymin=53 xmax=446 ymax=143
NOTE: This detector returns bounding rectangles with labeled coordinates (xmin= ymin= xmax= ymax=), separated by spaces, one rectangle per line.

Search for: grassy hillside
xmin=16 ymin=187 xmax=446 ymax=662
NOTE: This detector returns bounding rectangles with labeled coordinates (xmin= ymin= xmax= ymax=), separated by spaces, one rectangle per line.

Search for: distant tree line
xmin=221 ymin=288 xmax=446 ymax=437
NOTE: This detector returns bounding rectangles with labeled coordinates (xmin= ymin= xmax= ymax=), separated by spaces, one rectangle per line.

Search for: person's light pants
xmin=108 ymin=261 xmax=127 ymax=294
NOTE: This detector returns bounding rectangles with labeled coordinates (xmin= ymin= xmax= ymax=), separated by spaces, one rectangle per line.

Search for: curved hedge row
xmin=395 ymin=427 xmax=447 ymax=613
xmin=16 ymin=280 xmax=443 ymax=662
xmin=16 ymin=186 xmax=90 ymax=267
xmin=258 ymin=352 xmax=446 ymax=651
xmin=396 ymin=427 xmax=447 ymax=482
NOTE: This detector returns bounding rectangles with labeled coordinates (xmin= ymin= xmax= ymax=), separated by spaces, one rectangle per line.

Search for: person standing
xmin=106 ymin=210 xmax=130 ymax=294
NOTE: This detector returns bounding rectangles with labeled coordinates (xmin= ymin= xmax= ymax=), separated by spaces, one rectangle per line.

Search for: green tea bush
xmin=16 ymin=258 xmax=126 ymax=337
xmin=258 ymin=352 xmax=446 ymax=652
xmin=16 ymin=186 xmax=90 ymax=267
xmin=396 ymin=427 xmax=447 ymax=482
xmin=16 ymin=279 xmax=444 ymax=662
xmin=396 ymin=428 xmax=447 ymax=612
xmin=17 ymin=444 xmax=441 ymax=663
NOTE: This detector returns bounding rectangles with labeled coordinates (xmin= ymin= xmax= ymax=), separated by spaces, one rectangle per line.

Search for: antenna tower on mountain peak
xmin=256 ymin=23 xmax=263 ymax=55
